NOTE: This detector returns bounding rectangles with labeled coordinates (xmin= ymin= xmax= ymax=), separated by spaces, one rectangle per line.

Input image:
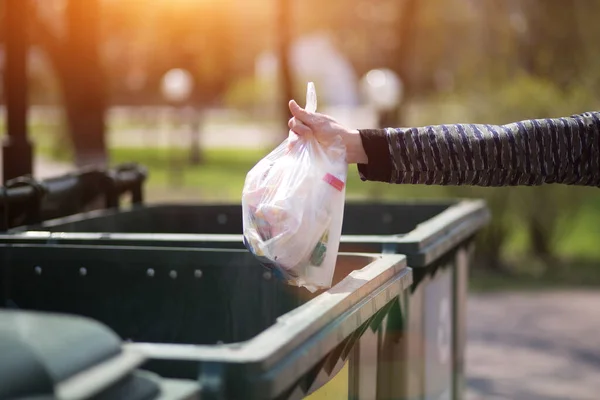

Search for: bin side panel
xmin=423 ymin=266 xmax=453 ymax=400
xmin=406 ymin=273 xmax=426 ymax=399
xmin=42 ymin=205 xmax=244 ymax=234
xmin=2 ymin=246 xmax=299 ymax=347
xmin=341 ymin=204 xmax=450 ymax=236
xmin=376 ymin=295 xmax=410 ymax=399
xmin=453 ymin=242 xmax=474 ymax=400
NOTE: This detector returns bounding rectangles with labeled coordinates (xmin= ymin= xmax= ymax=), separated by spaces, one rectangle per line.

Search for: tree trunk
xmin=277 ymin=0 xmax=295 ymax=129
xmin=475 ymin=224 xmax=509 ymax=273
xmin=62 ymin=86 xmax=108 ymax=168
xmin=391 ymin=0 xmax=419 ymax=127
xmin=33 ymin=0 xmax=108 ymax=168
xmin=521 ymin=0 xmax=582 ymax=87
xmin=63 ymin=0 xmax=108 ymax=168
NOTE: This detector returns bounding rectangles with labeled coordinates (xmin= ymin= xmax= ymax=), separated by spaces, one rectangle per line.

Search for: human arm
xmin=288 ymin=100 xmax=600 ymax=187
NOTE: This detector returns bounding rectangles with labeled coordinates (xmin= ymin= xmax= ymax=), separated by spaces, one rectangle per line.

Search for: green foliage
xmin=223 ymin=76 xmax=277 ymax=112
xmin=470 ymin=74 xmax=598 ymax=124
xmin=423 ymin=75 xmax=600 ymax=274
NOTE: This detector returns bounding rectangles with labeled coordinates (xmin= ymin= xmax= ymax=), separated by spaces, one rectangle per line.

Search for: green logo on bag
xmin=310 ymin=230 xmax=329 ymax=266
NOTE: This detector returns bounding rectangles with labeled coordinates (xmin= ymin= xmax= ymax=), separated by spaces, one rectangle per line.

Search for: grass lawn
xmin=110 ymin=146 xmax=453 ymax=202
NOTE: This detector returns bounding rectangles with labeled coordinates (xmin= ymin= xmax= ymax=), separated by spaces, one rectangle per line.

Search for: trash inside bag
xmin=242 ymin=82 xmax=348 ymax=292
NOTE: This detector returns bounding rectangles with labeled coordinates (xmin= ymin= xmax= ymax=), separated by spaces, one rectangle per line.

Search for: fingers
xmin=288 ymin=117 xmax=312 ymax=136
xmin=289 ymin=100 xmax=314 ymax=126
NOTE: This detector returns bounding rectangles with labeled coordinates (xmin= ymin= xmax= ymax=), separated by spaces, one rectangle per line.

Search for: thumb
xmin=289 ymin=100 xmax=313 ymax=126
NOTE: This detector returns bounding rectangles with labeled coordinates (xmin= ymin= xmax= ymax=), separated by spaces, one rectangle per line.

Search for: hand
xmin=288 ymin=100 xmax=368 ymax=164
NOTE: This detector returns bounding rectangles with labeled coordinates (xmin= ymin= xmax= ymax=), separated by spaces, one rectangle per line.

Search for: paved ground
xmin=466 ymin=291 xmax=600 ymax=400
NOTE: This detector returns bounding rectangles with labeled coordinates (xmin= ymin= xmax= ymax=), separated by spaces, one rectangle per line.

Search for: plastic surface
xmin=0 ymin=246 xmax=410 ymax=399
xmin=7 ymin=201 xmax=489 ymax=268
xmin=0 ymin=163 xmax=147 ymax=232
xmin=0 ymin=310 xmax=160 ymax=400
xmin=0 ymin=310 xmax=122 ymax=383
xmin=242 ymin=83 xmax=348 ymax=291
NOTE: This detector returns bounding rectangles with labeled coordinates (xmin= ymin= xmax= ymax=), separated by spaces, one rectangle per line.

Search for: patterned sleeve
xmin=357 ymin=111 xmax=600 ymax=187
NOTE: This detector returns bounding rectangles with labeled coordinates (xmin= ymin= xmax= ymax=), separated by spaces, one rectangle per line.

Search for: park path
xmin=465 ymin=291 xmax=600 ymax=400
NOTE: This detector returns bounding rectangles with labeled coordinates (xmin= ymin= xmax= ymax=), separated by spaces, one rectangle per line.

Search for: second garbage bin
xmin=2 ymin=199 xmax=489 ymax=400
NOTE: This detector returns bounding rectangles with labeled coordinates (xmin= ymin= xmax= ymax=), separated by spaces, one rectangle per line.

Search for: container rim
xmin=4 ymin=198 xmax=485 ymax=234
xmin=124 ymin=252 xmax=410 ymax=371
xmin=2 ymin=199 xmax=490 ymax=267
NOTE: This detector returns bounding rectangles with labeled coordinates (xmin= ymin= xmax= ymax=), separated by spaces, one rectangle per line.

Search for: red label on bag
xmin=323 ymin=173 xmax=345 ymax=191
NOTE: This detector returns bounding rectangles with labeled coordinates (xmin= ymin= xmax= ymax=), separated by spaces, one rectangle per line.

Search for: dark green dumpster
xmin=0 ymin=245 xmax=412 ymax=400
xmin=0 ymin=163 xmax=146 ymax=231
xmin=2 ymin=199 xmax=489 ymax=400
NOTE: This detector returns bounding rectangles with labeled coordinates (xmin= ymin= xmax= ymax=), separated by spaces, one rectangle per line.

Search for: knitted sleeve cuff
xmin=356 ymin=129 xmax=393 ymax=183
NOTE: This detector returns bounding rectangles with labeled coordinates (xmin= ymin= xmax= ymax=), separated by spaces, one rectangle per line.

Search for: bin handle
xmin=4 ymin=175 xmax=47 ymax=227
xmin=105 ymin=163 xmax=148 ymax=209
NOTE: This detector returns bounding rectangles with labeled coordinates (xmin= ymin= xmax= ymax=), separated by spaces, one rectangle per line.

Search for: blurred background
xmin=1 ymin=0 xmax=599 ymax=398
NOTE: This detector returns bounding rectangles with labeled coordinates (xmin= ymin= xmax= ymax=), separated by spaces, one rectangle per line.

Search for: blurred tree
xmin=373 ymin=0 xmax=419 ymax=128
xmin=393 ymin=0 xmax=418 ymax=98
xmin=519 ymin=0 xmax=583 ymax=88
xmin=277 ymin=0 xmax=294 ymax=126
xmin=32 ymin=0 xmax=108 ymax=168
xmin=471 ymin=188 xmax=513 ymax=273
xmin=30 ymin=0 xmax=238 ymax=166
xmin=102 ymin=0 xmax=233 ymax=107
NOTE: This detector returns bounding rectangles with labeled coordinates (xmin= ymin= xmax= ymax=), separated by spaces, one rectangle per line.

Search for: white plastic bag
xmin=242 ymin=82 xmax=348 ymax=292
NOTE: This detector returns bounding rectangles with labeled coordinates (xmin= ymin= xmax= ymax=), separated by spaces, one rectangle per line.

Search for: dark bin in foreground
xmin=0 ymin=245 xmax=412 ymax=400
xmin=2 ymin=199 xmax=489 ymax=400
xmin=0 ymin=309 xmax=201 ymax=400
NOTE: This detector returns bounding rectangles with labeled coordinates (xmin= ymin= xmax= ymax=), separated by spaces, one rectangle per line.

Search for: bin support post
xmin=376 ymin=295 xmax=410 ymax=399
xmin=349 ymin=327 xmax=379 ymax=399
xmin=2 ymin=0 xmax=33 ymax=184
xmin=453 ymin=242 xmax=474 ymax=400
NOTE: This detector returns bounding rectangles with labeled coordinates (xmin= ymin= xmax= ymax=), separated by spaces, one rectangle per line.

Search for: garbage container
xmin=0 ymin=163 xmax=146 ymax=232
xmin=0 ymin=244 xmax=412 ymax=400
xmin=0 ymin=309 xmax=202 ymax=400
xmin=2 ymin=199 xmax=489 ymax=400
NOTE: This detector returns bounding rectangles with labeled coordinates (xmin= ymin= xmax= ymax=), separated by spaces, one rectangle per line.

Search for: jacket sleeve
xmin=357 ymin=111 xmax=600 ymax=187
